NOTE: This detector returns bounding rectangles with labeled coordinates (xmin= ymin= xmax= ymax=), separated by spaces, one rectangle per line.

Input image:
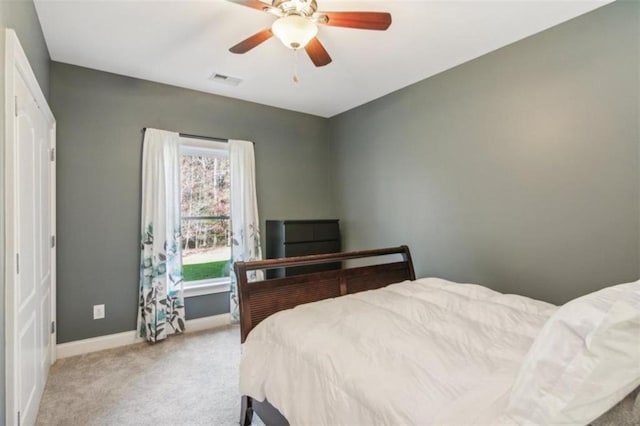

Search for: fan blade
xmin=305 ymin=37 xmax=332 ymax=67
xmin=317 ymin=11 xmax=391 ymax=30
xmin=229 ymin=28 xmax=273 ymax=54
xmin=226 ymin=0 xmax=272 ymax=13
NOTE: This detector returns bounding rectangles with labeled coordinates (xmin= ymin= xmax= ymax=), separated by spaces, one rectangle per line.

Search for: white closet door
xmin=5 ymin=29 xmax=56 ymax=426
xmin=14 ymin=62 xmax=51 ymax=426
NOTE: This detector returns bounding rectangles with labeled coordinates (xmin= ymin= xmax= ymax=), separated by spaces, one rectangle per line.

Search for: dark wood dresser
xmin=265 ymin=219 xmax=341 ymax=278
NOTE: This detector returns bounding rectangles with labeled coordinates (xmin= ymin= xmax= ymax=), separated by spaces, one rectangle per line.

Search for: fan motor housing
xmin=273 ymin=0 xmax=318 ymax=17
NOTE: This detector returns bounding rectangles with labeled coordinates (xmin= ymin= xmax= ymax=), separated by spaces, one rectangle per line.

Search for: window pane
xmin=181 ymin=218 xmax=231 ymax=281
xmin=180 ymin=154 xmax=231 ymax=282
xmin=180 ymin=154 xmax=230 ymax=218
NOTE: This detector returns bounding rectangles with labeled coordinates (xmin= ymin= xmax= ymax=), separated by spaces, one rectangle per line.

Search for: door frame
xmin=4 ymin=29 xmax=56 ymax=426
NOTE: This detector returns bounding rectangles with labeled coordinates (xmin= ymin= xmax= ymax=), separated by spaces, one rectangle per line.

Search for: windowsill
xmin=183 ymin=278 xmax=231 ymax=298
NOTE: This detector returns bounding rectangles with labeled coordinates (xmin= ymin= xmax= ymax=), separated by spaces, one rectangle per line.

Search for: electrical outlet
xmin=93 ymin=304 xmax=105 ymax=320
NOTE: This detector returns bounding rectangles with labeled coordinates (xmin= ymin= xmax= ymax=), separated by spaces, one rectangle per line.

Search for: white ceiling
xmin=34 ymin=0 xmax=613 ymax=118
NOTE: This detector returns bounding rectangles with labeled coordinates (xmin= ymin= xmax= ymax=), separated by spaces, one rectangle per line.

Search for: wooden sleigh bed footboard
xmin=233 ymin=245 xmax=416 ymax=426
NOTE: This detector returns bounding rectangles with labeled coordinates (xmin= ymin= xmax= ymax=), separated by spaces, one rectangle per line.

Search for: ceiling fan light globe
xmin=272 ymin=15 xmax=318 ymax=50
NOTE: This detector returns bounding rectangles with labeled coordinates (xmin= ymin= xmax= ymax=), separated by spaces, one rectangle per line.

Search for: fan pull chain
xmin=293 ymin=49 xmax=300 ymax=84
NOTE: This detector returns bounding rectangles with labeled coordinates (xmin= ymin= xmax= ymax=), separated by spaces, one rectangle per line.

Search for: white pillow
xmin=505 ymin=280 xmax=640 ymax=425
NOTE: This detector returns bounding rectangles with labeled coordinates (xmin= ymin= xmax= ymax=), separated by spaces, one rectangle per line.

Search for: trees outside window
xmin=180 ymin=142 xmax=231 ymax=285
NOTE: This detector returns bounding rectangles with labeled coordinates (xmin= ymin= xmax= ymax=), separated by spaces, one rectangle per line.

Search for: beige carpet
xmin=36 ymin=325 xmax=264 ymax=426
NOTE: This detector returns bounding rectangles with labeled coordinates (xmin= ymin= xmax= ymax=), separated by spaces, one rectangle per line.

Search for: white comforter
xmin=240 ymin=278 xmax=557 ymax=425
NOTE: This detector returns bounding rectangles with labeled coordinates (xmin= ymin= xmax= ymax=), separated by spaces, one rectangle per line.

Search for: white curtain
xmin=138 ymin=128 xmax=186 ymax=343
xmin=229 ymin=139 xmax=263 ymax=322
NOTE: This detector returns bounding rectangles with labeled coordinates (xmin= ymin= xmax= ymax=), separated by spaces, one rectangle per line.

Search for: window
xmin=180 ymin=138 xmax=230 ymax=296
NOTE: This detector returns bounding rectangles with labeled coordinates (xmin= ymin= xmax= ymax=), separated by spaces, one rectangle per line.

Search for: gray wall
xmin=329 ymin=0 xmax=640 ymax=305
xmin=18 ymin=0 xmax=640 ymax=348
xmin=0 ymin=0 xmax=50 ymax=420
xmin=50 ymin=62 xmax=335 ymax=343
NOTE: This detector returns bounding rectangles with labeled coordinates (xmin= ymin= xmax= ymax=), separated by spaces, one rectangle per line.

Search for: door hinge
xmin=51 ymin=235 xmax=56 ymax=248
xmin=50 ymin=147 xmax=55 ymax=162
xmin=51 ymin=321 xmax=56 ymax=334
xmin=16 ymin=253 xmax=19 ymax=274
xmin=17 ymin=410 xmax=20 ymax=426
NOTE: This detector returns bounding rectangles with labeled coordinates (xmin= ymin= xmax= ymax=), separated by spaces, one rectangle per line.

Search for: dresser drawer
xmin=313 ymin=222 xmax=339 ymax=241
xmin=282 ymin=223 xmax=315 ymax=243
xmin=284 ymin=240 xmax=341 ymax=257
xmin=266 ymin=219 xmax=341 ymax=279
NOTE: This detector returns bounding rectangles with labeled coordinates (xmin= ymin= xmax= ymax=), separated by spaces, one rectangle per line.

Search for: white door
xmin=5 ymin=29 xmax=56 ymax=426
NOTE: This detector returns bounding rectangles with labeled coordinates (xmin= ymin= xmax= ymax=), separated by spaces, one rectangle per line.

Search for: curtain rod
xmin=180 ymin=132 xmax=228 ymax=143
xmin=142 ymin=127 xmax=230 ymax=143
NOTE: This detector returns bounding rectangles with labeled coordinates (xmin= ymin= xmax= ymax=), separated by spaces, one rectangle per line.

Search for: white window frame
xmin=179 ymin=137 xmax=231 ymax=298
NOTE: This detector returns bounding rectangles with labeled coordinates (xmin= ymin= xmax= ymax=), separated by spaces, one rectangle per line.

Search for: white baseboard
xmin=56 ymin=329 xmax=141 ymax=359
xmin=56 ymin=313 xmax=230 ymax=359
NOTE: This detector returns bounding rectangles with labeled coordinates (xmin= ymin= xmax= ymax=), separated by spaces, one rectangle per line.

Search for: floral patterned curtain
xmin=138 ymin=128 xmax=185 ymax=343
xmin=229 ymin=140 xmax=263 ymax=322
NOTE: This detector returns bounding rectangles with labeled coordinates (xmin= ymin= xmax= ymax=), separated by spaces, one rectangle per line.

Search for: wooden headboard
xmin=233 ymin=245 xmax=416 ymax=343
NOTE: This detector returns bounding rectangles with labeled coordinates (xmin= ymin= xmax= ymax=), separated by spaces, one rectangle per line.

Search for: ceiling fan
xmin=227 ymin=0 xmax=392 ymax=67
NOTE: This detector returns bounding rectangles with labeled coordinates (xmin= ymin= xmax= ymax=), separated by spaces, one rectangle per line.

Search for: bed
xmin=234 ymin=246 xmax=640 ymax=426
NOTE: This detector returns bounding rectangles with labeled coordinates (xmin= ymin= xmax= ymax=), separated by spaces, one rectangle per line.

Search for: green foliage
xmin=183 ymin=260 xmax=230 ymax=282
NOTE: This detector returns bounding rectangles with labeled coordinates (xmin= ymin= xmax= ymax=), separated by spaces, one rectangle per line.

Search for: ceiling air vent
xmin=209 ymin=73 xmax=242 ymax=87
